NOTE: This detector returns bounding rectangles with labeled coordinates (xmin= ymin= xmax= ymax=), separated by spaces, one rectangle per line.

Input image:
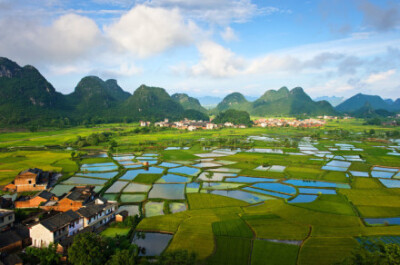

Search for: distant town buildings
xmin=141 ymin=118 xmax=248 ymax=130
xmin=254 ymin=118 xmax=326 ymax=128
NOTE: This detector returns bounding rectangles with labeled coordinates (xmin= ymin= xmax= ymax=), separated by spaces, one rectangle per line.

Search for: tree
xmin=156 ymin=250 xmax=196 ymax=265
xmin=107 ymin=249 xmax=137 ymax=265
xmin=25 ymin=243 xmax=61 ymax=265
xmin=337 ymin=241 xmax=400 ymax=265
xmin=68 ymin=232 xmax=108 ymax=265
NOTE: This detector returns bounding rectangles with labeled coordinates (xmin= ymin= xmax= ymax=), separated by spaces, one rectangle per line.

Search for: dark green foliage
xmin=25 ymin=243 xmax=61 ymax=265
xmin=171 ymin=93 xmax=207 ymax=113
xmin=106 ymin=249 xmax=138 ymax=265
xmin=68 ymin=232 xmax=109 ymax=265
xmin=182 ymin=109 xmax=209 ymax=121
xmin=213 ymin=109 xmax=252 ymax=126
xmin=337 ymin=241 xmax=400 ymax=265
xmin=156 ymin=250 xmax=196 ymax=265
xmin=66 ymin=132 xmax=112 ymax=147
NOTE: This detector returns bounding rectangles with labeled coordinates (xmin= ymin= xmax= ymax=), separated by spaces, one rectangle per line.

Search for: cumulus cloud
xmin=221 ymin=27 xmax=238 ymax=42
xmin=105 ymin=5 xmax=200 ymax=57
xmin=365 ymin=69 xmax=396 ymax=84
xmin=0 ymin=13 xmax=101 ymax=64
xmin=358 ymin=0 xmax=400 ymax=31
xmin=191 ymin=41 xmax=246 ymax=77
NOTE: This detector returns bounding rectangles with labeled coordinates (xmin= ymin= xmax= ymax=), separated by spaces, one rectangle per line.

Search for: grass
xmin=298 ymin=237 xmax=359 ymax=265
xmin=251 ymin=240 xmax=299 ymax=265
xmin=187 ymin=193 xmax=248 ymax=210
xmin=244 ymin=215 xmax=310 ymax=240
xmin=133 ymin=173 xmax=163 ymax=184
xmin=0 ymin=150 xmax=75 ymax=184
xmin=212 ymin=218 xmax=254 ymax=238
xmin=101 ymin=227 xmax=130 ymax=237
xmin=136 ymin=213 xmax=187 ymax=233
xmin=207 ymin=237 xmax=252 ymax=265
xmin=293 ymin=194 xmax=357 ymax=216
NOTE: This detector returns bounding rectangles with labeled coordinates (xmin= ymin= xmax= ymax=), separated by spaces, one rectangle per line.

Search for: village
xmin=140 ymin=117 xmax=332 ymax=130
xmin=0 ymin=169 xmax=125 ymax=264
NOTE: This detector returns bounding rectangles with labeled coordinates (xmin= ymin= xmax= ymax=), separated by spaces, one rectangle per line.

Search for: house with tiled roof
xmin=43 ymin=186 xmax=96 ymax=212
xmin=15 ymin=190 xmax=57 ymax=209
xmin=4 ymin=168 xmax=56 ymax=192
xmin=29 ymin=210 xmax=82 ymax=248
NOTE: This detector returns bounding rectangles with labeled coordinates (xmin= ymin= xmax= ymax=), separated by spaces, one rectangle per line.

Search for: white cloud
xmin=0 ymin=13 xmax=101 ymax=64
xmin=105 ymin=5 xmax=200 ymax=57
xmin=191 ymin=41 xmax=245 ymax=77
xmin=221 ymin=27 xmax=238 ymax=42
xmin=141 ymin=0 xmax=281 ymax=24
xmin=365 ymin=69 xmax=396 ymax=84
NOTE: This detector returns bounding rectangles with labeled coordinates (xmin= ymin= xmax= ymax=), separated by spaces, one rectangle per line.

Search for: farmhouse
xmin=42 ymin=186 xmax=96 ymax=212
xmin=76 ymin=198 xmax=117 ymax=229
xmin=29 ymin=210 xmax=82 ymax=248
xmin=15 ymin=190 xmax=57 ymax=209
xmin=4 ymin=168 xmax=55 ymax=193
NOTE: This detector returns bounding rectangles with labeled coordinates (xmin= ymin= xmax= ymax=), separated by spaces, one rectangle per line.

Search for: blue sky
xmin=0 ymin=0 xmax=399 ymax=99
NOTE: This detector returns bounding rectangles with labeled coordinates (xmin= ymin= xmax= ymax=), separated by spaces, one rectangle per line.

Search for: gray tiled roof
xmin=40 ymin=210 xmax=80 ymax=232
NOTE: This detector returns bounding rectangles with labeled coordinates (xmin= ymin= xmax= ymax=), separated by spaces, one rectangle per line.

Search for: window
xmin=28 ymin=180 xmax=32 ymax=184
xmin=8 ymin=215 xmax=13 ymax=220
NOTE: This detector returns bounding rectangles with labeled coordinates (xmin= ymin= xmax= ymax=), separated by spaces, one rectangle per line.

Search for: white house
xmin=30 ymin=210 xmax=81 ymax=248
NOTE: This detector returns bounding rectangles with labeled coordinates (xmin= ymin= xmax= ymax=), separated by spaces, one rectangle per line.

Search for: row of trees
xmin=25 ymin=232 xmax=196 ymax=265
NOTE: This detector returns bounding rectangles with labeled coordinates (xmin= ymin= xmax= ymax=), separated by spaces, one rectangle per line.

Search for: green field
xmin=1 ymin=119 xmax=400 ymax=264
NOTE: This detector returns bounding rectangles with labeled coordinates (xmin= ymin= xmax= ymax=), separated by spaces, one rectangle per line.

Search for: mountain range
xmin=0 ymin=57 xmax=399 ymax=126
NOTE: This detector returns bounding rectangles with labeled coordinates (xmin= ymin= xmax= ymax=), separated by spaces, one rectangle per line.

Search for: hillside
xmin=120 ymin=85 xmax=186 ymax=121
xmin=67 ymin=76 xmax=131 ymax=120
xmin=171 ymin=93 xmax=207 ymax=113
xmin=214 ymin=92 xmax=252 ymax=113
xmin=336 ymin=93 xmax=400 ymax=113
xmin=0 ymin=57 xmax=70 ymax=125
xmin=213 ymin=87 xmax=337 ymax=116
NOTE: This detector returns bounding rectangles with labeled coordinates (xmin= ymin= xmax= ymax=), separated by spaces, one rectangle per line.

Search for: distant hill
xmin=213 ymin=87 xmax=337 ymax=116
xmin=0 ymin=57 xmax=70 ymax=124
xmin=314 ymin=96 xmax=344 ymax=107
xmin=171 ymin=93 xmax=207 ymax=113
xmin=215 ymin=92 xmax=252 ymax=113
xmin=67 ymin=76 xmax=131 ymax=120
xmin=336 ymin=93 xmax=400 ymax=113
xmin=351 ymin=103 xmax=395 ymax=118
xmin=120 ymin=85 xmax=185 ymax=121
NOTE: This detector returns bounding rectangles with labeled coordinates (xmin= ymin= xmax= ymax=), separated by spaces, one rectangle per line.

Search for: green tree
xmin=156 ymin=250 xmax=196 ymax=265
xmin=337 ymin=241 xmax=400 ymax=265
xmin=68 ymin=232 xmax=108 ymax=265
xmin=107 ymin=249 xmax=137 ymax=265
xmin=25 ymin=243 xmax=61 ymax=265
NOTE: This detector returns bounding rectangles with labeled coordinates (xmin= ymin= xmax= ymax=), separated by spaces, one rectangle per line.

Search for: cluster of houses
xmin=141 ymin=119 xmax=247 ymax=131
xmin=253 ymin=118 xmax=326 ymax=128
xmin=0 ymin=169 xmax=126 ymax=264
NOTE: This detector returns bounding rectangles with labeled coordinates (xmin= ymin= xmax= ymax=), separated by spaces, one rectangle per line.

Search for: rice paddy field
xmin=0 ymin=119 xmax=400 ymax=264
